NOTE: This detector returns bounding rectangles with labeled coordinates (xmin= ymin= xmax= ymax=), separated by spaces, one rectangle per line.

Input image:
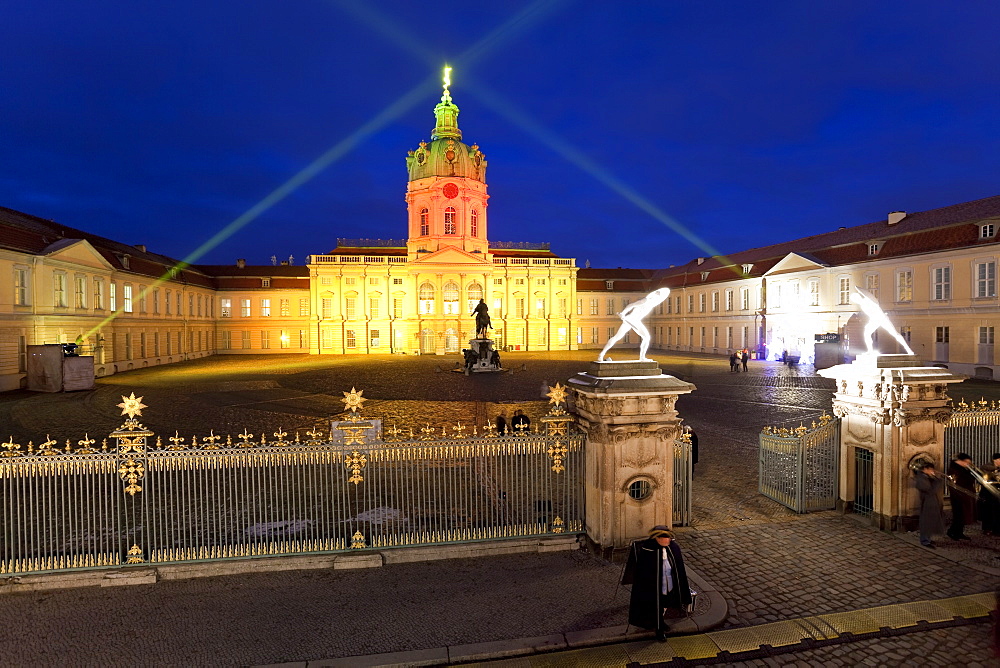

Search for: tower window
xmin=420 ymin=208 xmax=429 ymax=236
xmin=470 ymin=210 xmax=479 ymax=237
xmin=444 ymin=207 xmax=457 ymax=235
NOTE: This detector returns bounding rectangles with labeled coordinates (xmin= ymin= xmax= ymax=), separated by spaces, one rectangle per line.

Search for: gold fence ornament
xmin=345 ymin=451 xmax=367 ymax=484
xmin=168 ymin=432 xmax=186 ymax=450
xmin=38 ymin=437 xmax=58 ymax=456
xmin=546 ymin=440 xmax=569 ymax=473
xmin=341 ymin=387 xmax=367 ymax=416
xmin=201 ymin=431 xmax=221 ymax=449
xmin=552 ymin=516 xmax=565 ymax=533
xmin=273 ymin=429 xmax=289 ymax=446
xmin=236 ymin=430 xmax=254 ymax=447
xmin=350 ymin=531 xmax=366 ymax=549
xmin=1 ymin=437 xmax=22 ymax=457
xmin=452 ymin=423 xmax=467 ymax=439
xmin=118 ymin=459 xmax=145 ymax=496
xmin=125 ymin=544 xmax=145 ymax=564
xmin=77 ymin=434 xmax=97 ymax=454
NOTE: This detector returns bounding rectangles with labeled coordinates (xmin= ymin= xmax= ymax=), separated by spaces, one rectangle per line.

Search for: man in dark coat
xmin=914 ymin=461 xmax=945 ymax=547
xmin=979 ymin=452 xmax=1000 ymax=536
xmin=495 ymin=412 xmax=507 ymax=436
xmin=621 ymin=526 xmax=692 ymax=641
xmin=511 ymin=410 xmax=530 ymax=433
xmin=947 ymin=453 xmax=977 ymax=540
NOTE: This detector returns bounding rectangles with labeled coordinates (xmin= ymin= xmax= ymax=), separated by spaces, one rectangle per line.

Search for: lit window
xmin=94 ymin=279 xmax=104 ymax=310
xmin=975 ymin=261 xmax=996 ymax=298
xmin=53 ymin=273 xmax=67 ymax=307
xmin=74 ymin=276 xmax=86 ymax=308
xmin=261 ymin=331 xmax=270 ymax=349
xmin=535 ymin=298 xmax=546 ymax=318
xmin=280 ymin=299 xmax=289 ymax=316
xmin=470 ymin=209 xmax=478 ymax=237
xmin=300 ymin=298 xmax=309 ymax=316
xmin=14 ymin=268 xmax=29 ymax=306
xmin=261 ymin=299 xmax=271 ymax=317
xmin=123 ymin=284 xmax=133 ymax=313
xmin=865 ymin=274 xmax=879 ymax=299
xmin=838 ymin=278 xmax=851 ymax=305
xmin=443 ymin=282 xmax=460 ymax=314
xmin=932 ymin=266 xmax=951 ymax=300
xmin=868 ymin=243 xmax=880 ymax=256
xmin=809 ymin=279 xmax=820 ymax=306
xmin=444 ymin=207 xmax=456 ymax=234
xmin=369 ymin=296 xmax=380 ymax=319
xmin=221 ymin=298 xmax=232 ymax=317
xmin=590 ymin=298 xmax=598 ymax=315
xmin=420 ymin=208 xmax=429 ymax=236
xmin=261 ymin=278 xmax=270 ymax=288
xmin=346 ymin=330 xmax=357 ymax=348
xmin=466 ymin=282 xmax=483 ymax=314
xmin=897 ymin=271 xmax=912 ymax=302
xmin=241 ymin=299 xmax=251 ymax=317
xmin=419 ymin=283 xmax=435 ymax=314
xmin=321 ymin=298 xmax=333 ymax=319
xmin=370 ymin=329 xmax=380 ymax=347
xmin=345 ymin=297 xmax=357 ymax=319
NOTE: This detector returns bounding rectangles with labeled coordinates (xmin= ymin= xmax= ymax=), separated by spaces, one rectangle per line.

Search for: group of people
xmin=914 ymin=452 xmax=1000 ymax=547
xmin=728 ymin=349 xmax=750 ymax=372
xmin=493 ymin=409 xmax=530 ymax=435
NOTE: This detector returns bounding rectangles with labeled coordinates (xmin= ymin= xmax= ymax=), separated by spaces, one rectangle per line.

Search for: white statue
xmin=598 ymin=287 xmax=671 ymax=362
xmin=851 ymin=286 xmax=914 ymax=355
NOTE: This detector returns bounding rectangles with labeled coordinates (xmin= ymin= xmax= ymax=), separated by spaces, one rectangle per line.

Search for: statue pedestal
xmin=463 ymin=338 xmax=501 ymax=374
xmin=818 ymin=355 xmax=966 ymax=530
xmin=568 ymin=360 xmax=696 ymax=554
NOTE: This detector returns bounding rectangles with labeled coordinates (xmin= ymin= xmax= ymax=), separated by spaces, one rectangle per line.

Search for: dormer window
xmin=868 ymin=243 xmax=881 ymax=256
xmin=742 ymin=264 xmax=753 ymax=275
xmin=120 ymin=254 xmax=130 ymax=270
xmin=981 ymin=224 xmax=995 ymax=239
xmin=605 ymin=281 xmax=614 ymax=290
xmin=700 ymin=271 xmax=709 ymax=281
xmin=261 ymin=278 xmax=270 ymax=288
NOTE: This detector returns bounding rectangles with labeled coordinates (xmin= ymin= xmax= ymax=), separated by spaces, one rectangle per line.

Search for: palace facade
xmin=1 ymin=76 xmax=998 ymax=391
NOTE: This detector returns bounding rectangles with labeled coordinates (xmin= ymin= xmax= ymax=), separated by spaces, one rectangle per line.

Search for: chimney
xmin=696 ymin=257 xmax=705 ymax=265
xmin=134 ymin=244 xmax=146 ymax=253
xmin=887 ymin=211 xmax=906 ymax=225
xmin=236 ymin=258 xmax=246 ymax=269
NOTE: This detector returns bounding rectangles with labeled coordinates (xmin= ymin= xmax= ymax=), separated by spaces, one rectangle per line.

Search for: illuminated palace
xmin=1 ymin=74 xmax=999 ymax=391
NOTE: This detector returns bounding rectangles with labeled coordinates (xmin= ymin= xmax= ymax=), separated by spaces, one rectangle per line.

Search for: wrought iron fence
xmin=1 ymin=388 xmax=584 ymax=576
xmin=758 ymin=414 xmax=840 ymax=513
xmin=945 ymin=399 xmax=1000 ymax=469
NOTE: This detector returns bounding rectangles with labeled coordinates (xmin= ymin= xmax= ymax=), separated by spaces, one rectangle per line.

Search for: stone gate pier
xmin=568 ymin=360 xmax=695 ymax=556
xmin=818 ymin=353 xmax=966 ymax=530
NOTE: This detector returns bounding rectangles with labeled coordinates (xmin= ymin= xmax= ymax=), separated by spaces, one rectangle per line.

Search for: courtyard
xmin=0 ymin=350 xmax=997 ymax=665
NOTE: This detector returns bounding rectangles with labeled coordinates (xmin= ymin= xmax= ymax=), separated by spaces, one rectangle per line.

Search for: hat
xmin=649 ymin=525 xmax=674 ymax=539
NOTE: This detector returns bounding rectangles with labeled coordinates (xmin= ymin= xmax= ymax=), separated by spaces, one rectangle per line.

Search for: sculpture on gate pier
xmin=851 ymin=287 xmax=914 ymax=355
xmin=458 ymin=299 xmax=501 ymax=373
xmin=598 ymin=287 xmax=671 ymax=362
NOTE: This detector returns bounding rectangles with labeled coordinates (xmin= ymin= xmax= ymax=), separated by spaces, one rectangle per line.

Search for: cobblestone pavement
xmin=0 ymin=351 xmax=998 ymax=665
xmin=722 ymin=622 xmax=995 ymax=668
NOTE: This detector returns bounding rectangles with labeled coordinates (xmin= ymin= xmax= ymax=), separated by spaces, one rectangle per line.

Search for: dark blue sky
xmin=4 ymin=1 xmax=998 ymax=269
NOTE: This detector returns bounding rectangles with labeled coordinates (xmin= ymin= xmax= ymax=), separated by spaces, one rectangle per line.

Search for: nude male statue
xmin=598 ymin=287 xmax=671 ymax=362
xmin=851 ymin=286 xmax=914 ymax=355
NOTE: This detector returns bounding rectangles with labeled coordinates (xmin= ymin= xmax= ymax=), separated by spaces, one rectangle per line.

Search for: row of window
xmin=417 ymin=207 xmax=479 ymax=237
xmin=13 ymin=269 xmax=214 ymax=316
xmin=220 ymin=298 xmax=309 ymax=318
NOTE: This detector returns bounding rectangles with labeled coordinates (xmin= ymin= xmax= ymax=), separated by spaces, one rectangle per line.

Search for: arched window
xmin=470 ymin=209 xmax=479 ymax=237
xmin=444 ymin=207 xmax=456 ymax=235
xmin=443 ymin=281 xmax=460 ymax=314
xmin=419 ymin=208 xmax=429 ymax=236
xmin=467 ymin=282 xmax=483 ymax=314
xmin=418 ymin=282 xmax=435 ymax=314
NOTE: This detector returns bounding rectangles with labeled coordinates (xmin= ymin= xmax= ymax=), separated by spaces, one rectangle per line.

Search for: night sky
xmin=4 ymin=1 xmax=998 ymax=269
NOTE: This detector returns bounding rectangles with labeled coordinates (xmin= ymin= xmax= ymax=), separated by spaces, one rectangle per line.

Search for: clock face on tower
xmin=442 ymin=183 xmax=459 ymax=199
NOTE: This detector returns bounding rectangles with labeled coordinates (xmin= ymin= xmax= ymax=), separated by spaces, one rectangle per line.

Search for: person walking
xmin=947 ymin=453 xmax=977 ymax=540
xmin=979 ymin=452 xmax=1000 ymax=536
xmin=741 ymin=349 xmax=749 ymax=372
xmin=495 ymin=412 xmax=507 ymax=436
xmin=621 ymin=526 xmax=692 ymax=642
xmin=729 ymin=352 xmax=738 ymax=372
xmin=511 ymin=409 xmax=530 ymax=433
xmin=914 ymin=461 xmax=945 ymax=548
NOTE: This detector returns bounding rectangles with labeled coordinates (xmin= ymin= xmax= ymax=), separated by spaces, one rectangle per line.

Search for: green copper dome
xmin=406 ymin=68 xmax=487 ymax=183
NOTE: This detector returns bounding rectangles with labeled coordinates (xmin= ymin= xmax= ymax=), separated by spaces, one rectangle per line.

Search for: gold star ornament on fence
xmin=546 ymin=382 xmax=568 ymax=407
xmin=341 ymin=387 xmax=367 ymax=414
xmin=117 ymin=393 xmax=147 ymax=419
